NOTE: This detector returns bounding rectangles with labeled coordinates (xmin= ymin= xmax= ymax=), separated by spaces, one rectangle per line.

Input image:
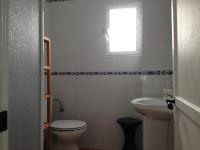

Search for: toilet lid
xmin=51 ymin=120 xmax=87 ymax=130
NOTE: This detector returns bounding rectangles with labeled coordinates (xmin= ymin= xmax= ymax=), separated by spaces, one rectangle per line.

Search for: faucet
xmin=52 ymin=97 xmax=64 ymax=112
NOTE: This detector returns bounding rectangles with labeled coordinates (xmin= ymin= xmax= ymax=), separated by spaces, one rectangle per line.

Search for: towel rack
xmin=43 ymin=36 xmax=52 ymax=150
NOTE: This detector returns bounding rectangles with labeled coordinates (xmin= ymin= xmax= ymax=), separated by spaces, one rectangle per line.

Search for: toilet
xmin=51 ymin=120 xmax=87 ymax=150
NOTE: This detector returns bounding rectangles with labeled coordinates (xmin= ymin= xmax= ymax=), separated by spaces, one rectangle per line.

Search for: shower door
xmin=0 ymin=0 xmax=8 ymax=150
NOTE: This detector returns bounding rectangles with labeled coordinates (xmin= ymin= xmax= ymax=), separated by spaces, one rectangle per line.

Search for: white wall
xmin=45 ymin=0 xmax=172 ymax=150
xmin=142 ymin=0 xmax=172 ymax=70
xmin=46 ymin=0 xmax=141 ymax=72
xmin=141 ymin=0 xmax=173 ymax=97
xmin=52 ymin=75 xmax=142 ymax=150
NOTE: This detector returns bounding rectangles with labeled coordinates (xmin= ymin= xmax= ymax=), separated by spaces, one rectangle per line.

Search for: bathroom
xmin=44 ymin=0 xmax=172 ymax=150
xmin=1 ymin=0 xmax=200 ymax=150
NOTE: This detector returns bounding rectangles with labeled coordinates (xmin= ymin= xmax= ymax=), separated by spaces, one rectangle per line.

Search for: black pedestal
xmin=117 ymin=117 xmax=142 ymax=150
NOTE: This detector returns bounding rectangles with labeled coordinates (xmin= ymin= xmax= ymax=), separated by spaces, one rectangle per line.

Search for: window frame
xmin=105 ymin=3 xmax=143 ymax=56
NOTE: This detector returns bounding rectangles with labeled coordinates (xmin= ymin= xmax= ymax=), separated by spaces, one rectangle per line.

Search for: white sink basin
xmin=131 ymin=97 xmax=173 ymax=120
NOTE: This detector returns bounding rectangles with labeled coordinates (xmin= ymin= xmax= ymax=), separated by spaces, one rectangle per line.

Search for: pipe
xmin=52 ymin=97 xmax=64 ymax=112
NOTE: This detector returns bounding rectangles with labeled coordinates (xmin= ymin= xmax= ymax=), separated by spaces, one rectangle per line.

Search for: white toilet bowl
xmin=51 ymin=120 xmax=87 ymax=150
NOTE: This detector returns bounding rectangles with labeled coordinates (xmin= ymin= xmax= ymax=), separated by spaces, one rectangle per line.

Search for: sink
xmin=131 ymin=97 xmax=174 ymax=150
xmin=131 ymin=97 xmax=173 ymax=120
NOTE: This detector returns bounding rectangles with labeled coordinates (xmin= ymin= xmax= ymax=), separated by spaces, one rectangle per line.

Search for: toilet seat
xmin=51 ymin=120 xmax=87 ymax=131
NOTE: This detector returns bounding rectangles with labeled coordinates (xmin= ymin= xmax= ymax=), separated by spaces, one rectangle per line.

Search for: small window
xmin=106 ymin=6 xmax=142 ymax=55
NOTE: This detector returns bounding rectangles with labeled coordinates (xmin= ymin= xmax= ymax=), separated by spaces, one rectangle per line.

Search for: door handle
xmin=0 ymin=111 xmax=7 ymax=132
xmin=166 ymin=98 xmax=175 ymax=110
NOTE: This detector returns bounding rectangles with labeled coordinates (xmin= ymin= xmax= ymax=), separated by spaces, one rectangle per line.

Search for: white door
xmin=0 ymin=0 xmax=8 ymax=150
xmin=172 ymin=0 xmax=200 ymax=149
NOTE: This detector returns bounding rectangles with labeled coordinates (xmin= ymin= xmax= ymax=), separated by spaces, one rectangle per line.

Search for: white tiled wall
xmin=142 ymin=75 xmax=173 ymax=97
xmin=52 ymin=75 xmax=142 ymax=150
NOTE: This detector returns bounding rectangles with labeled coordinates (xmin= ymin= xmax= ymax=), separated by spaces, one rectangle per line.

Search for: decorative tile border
xmin=50 ymin=70 xmax=173 ymax=76
xmin=47 ymin=0 xmax=73 ymax=2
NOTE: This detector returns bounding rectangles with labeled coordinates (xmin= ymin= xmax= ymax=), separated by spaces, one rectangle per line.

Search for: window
xmin=107 ymin=6 xmax=142 ymax=55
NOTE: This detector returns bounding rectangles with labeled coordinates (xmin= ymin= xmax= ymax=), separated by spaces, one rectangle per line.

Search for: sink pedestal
xmin=143 ymin=116 xmax=173 ymax=150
